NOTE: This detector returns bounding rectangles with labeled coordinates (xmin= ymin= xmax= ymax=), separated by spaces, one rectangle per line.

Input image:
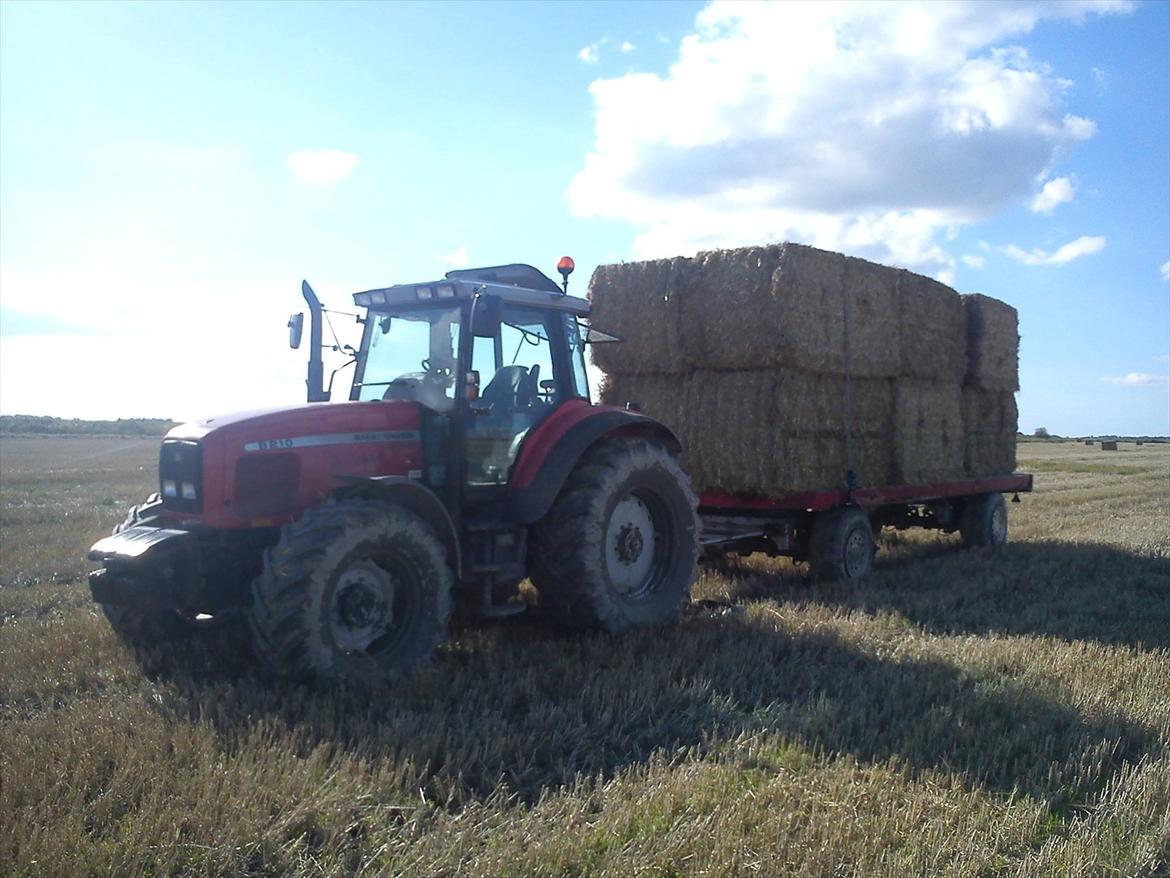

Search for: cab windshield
xmin=354 ymin=305 xmax=461 ymax=410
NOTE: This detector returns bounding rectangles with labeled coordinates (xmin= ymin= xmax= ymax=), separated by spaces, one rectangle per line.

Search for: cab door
xmin=464 ymin=305 xmax=580 ymax=486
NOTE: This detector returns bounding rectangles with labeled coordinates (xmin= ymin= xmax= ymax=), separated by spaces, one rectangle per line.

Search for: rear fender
xmin=507 ymin=404 xmax=681 ymax=524
xmin=333 ymin=476 xmax=461 ymax=577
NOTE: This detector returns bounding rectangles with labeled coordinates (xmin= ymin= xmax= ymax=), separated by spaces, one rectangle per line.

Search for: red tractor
xmin=89 ymin=262 xmax=699 ymax=684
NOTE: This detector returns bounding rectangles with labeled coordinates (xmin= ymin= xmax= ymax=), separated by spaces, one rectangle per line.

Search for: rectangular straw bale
xmin=679 ymin=243 xmax=901 ymax=378
xmin=963 ymin=294 xmax=1019 ymax=391
xmin=896 ymin=272 xmax=966 ymax=382
xmin=962 ymin=388 xmax=1018 ymax=476
xmin=598 ymin=373 xmax=688 ymax=440
xmin=587 ymin=257 xmax=692 ymax=375
xmin=893 ymin=379 xmax=965 ymax=483
xmin=676 ymin=244 xmax=785 ymax=371
xmin=676 ymin=370 xmax=895 ymax=495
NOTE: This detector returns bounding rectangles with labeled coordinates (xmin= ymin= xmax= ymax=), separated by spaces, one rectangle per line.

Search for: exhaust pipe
xmin=301 ymin=280 xmax=329 ymax=402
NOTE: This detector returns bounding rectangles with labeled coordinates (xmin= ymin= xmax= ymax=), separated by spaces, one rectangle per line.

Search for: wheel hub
xmin=605 ymin=495 xmax=658 ymax=597
xmin=843 ymin=528 xmax=873 ymax=578
xmin=615 ymin=523 xmax=645 ymax=563
xmin=330 ymin=561 xmax=396 ymax=654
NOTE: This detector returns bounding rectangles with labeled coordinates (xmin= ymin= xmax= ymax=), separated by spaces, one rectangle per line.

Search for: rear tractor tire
xmin=529 ymin=438 xmax=699 ymax=633
xmin=248 ymin=500 xmax=453 ymax=685
xmin=960 ymin=493 xmax=1008 ymax=548
xmin=808 ymin=507 xmax=875 ymax=582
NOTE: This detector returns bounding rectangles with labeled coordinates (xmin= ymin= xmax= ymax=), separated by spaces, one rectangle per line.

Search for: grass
xmin=1 ymin=435 xmax=1168 ymax=877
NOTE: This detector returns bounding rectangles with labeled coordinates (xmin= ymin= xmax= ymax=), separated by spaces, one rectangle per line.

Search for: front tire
xmin=529 ymin=438 xmax=699 ymax=633
xmin=100 ymin=494 xmax=200 ymax=650
xmin=960 ymin=493 xmax=1008 ymax=548
xmin=249 ymin=500 xmax=452 ymax=685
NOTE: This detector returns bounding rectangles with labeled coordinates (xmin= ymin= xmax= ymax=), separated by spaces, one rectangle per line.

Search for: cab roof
xmin=354 ymin=263 xmax=590 ymax=315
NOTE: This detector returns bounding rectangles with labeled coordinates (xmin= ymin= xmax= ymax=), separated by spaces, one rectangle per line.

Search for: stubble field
xmin=1 ymin=435 xmax=1168 ymax=877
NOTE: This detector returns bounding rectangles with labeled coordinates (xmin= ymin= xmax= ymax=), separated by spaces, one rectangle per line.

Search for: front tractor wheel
xmin=249 ymin=500 xmax=452 ymax=685
xmin=529 ymin=438 xmax=699 ymax=633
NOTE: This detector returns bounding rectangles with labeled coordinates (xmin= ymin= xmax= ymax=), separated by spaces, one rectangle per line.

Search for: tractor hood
xmin=161 ymin=401 xmax=429 ymax=528
xmin=166 ymin=400 xmax=424 ymax=452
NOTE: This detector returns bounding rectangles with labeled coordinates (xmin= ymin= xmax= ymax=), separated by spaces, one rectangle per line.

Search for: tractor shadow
xmin=149 ymin=604 xmax=1161 ymax=812
xmin=718 ymin=538 xmax=1170 ymax=651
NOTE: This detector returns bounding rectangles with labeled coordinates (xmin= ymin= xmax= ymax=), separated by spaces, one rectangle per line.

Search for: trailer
xmin=698 ymin=473 xmax=1033 ymax=580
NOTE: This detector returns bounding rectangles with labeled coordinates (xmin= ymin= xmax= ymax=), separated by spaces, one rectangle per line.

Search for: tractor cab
xmin=342 ymin=264 xmax=593 ymax=490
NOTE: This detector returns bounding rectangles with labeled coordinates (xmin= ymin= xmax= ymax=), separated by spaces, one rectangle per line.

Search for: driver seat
xmin=480 ymin=365 xmax=528 ymax=410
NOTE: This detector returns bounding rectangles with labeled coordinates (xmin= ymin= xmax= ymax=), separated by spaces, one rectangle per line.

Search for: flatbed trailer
xmin=698 ymin=473 xmax=1034 ymax=580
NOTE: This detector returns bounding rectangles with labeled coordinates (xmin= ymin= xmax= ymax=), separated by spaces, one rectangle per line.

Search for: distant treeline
xmin=0 ymin=415 xmax=177 ymax=436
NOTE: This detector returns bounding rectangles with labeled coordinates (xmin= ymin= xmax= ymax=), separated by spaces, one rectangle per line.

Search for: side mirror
xmin=582 ymin=325 xmax=622 ymax=346
xmin=472 ymin=294 xmax=503 ymax=337
xmin=288 ymin=312 xmax=304 ymax=349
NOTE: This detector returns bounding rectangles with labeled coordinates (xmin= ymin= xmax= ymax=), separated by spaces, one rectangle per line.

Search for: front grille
xmin=159 ymin=440 xmax=203 ymax=513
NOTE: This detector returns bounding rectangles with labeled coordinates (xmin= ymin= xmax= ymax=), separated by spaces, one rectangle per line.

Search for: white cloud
xmin=578 ymin=39 xmax=605 ymax=64
xmin=1004 ymin=235 xmax=1105 ymax=265
xmin=1103 ymin=372 xmax=1170 ymax=386
xmin=1160 ymin=260 xmax=1169 ymax=282
xmin=1155 ymin=354 xmax=1170 ymax=365
xmin=961 ymin=254 xmax=987 ymax=269
xmin=1030 ymin=176 xmax=1077 ymax=214
xmin=442 ymin=245 xmax=469 ymax=268
xmin=286 ymin=149 xmax=358 ymax=184
xmin=619 ymin=41 xmax=636 ymax=53
xmin=569 ymin=1 xmax=1131 ymax=276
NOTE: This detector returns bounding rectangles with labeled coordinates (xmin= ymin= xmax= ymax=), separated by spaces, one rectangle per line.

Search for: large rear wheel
xmin=249 ymin=500 xmax=452 ymax=685
xmin=529 ymin=438 xmax=699 ymax=633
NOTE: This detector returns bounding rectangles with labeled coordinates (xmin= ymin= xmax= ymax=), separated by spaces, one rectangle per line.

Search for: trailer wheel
xmin=808 ymin=507 xmax=875 ymax=581
xmin=529 ymin=438 xmax=699 ymax=633
xmin=960 ymin=493 xmax=1008 ymax=548
xmin=249 ymin=499 xmax=452 ymax=685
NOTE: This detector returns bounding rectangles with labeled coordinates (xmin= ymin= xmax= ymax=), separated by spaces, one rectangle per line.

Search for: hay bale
xmin=587 ymin=257 xmax=693 ymax=374
xmin=597 ymin=373 xmax=688 ymax=438
xmin=604 ymin=368 xmax=895 ymax=495
xmin=897 ymin=273 xmax=966 ymax=382
xmin=1101 ymin=440 xmax=1118 ymax=451
xmin=893 ymin=380 xmax=965 ymax=483
xmin=679 ymin=243 xmax=902 ymax=377
xmin=963 ymin=294 xmax=1019 ymax=391
xmin=962 ymin=388 xmax=1018 ymax=476
xmin=1084 ymin=439 xmax=1094 ymax=446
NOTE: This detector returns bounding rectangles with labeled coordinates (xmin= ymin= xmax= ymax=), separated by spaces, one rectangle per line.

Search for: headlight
xmin=436 ymin=283 xmax=455 ymax=298
xmin=181 ymin=482 xmax=197 ymax=500
xmin=162 ymin=480 xmax=178 ymax=497
xmin=416 ymin=286 xmax=433 ymax=300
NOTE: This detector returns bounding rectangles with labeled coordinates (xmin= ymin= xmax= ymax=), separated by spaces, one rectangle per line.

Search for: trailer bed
xmin=699 ymin=472 xmax=1033 ymax=514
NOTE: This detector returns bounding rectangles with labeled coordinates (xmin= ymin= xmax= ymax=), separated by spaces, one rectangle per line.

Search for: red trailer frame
xmin=697 ymin=473 xmax=1033 ymax=579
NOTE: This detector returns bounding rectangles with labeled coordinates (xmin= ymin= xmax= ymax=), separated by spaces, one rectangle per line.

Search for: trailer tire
xmin=960 ymin=493 xmax=1008 ymax=548
xmin=249 ymin=499 xmax=452 ymax=685
xmin=808 ymin=507 xmax=875 ymax=581
xmin=529 ymin=438 xmax=699 ymax=633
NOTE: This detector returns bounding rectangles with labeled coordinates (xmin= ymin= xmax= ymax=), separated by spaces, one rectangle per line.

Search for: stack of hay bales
xmin=961 ymin=294 xmax=1020 ymax=477
xmin=592 ymin=243 xmax=1018 ymax=497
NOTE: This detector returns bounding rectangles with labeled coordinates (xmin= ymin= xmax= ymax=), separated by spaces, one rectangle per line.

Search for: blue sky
xmin=1 ymin=0 xmax=1167 ymax=435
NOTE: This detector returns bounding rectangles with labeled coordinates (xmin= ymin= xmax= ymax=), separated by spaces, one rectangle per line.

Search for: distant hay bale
xmin=893 ymin=380 xmax=965 ymax=483
xmin=1101 ymin=440 xmax=1118 ymax=451
xmin=1084 ymin=439 xmax=1094 ymax=446
xmin=588 ymin=257 xmax=692 ymax=374
xmin=963 ymin=294 xmax=1019 ymax=391
xmin=897 ymin=272 xmax=966 ymax=382
xmin=962 ymin=388 xmax=1018 ymax=476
